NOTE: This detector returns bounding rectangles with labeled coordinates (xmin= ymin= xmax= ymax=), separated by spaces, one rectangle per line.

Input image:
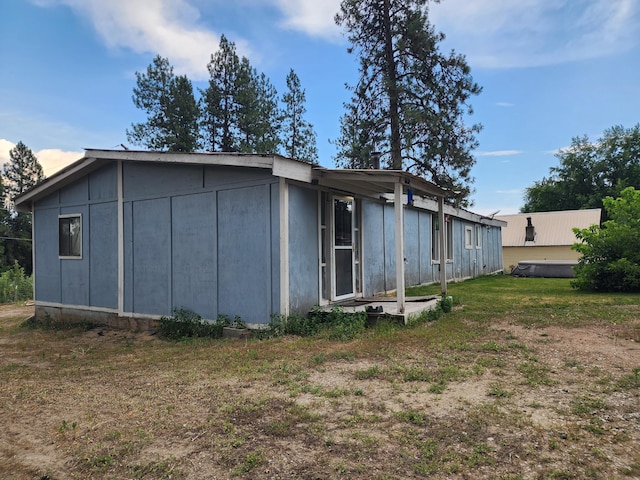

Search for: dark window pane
xmin=334 ymin=199 xmax=352 ymax=246
xmin=59 ymin=216 xmax=81 ymax=257
xmin=335 ymin=249 xmax=353 ymax=296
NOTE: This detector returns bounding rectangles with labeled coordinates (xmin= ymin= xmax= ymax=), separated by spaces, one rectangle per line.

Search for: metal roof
xmin=496 ymin=209 xmax=602 ymax=247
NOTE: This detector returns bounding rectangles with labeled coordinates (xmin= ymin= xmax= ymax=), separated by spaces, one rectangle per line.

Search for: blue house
xmin=15 ymin=149 xmax=504 ymax=329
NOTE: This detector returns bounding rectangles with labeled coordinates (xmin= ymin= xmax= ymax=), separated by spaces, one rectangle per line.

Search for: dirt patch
xmin=1 ymin=303 xmax=639 ymax=479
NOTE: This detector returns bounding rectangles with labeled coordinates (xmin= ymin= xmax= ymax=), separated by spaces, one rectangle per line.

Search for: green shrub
xmin=572 ymin=187 xmax=640 ymax=292
xmin=0 ymin=262 xmax=33 ymax=304
xmin=158 ymin=308 xmax=227 ymax=339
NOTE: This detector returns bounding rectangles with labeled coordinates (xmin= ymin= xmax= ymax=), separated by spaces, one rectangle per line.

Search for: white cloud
xmin=429 ymin=0 xmax=640 ymax=68
xmin=496 ymin=102 xmax=514 ymax=108
xmin=0 ymin=139 xmax=82 ymax=177
xmin=476 ymin=150 xmax=523 ymax=157
xmin=31 ymin=0 xmax=253 ymax=80
xmin=272 ymin=0 xmax=342 ymax=39
xmin=37 ymin=149 xmax=84 ymax=176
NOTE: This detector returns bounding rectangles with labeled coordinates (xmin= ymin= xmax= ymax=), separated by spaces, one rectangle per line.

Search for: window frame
xmin=432 ymin=213 xmax=454 ymax=263
xmin=475 ymin=225 xmax=482 ymax=249
xmin=464 ymin=226 xmax=473 ymax=250
xmin=58 ymin=214 xmax=82 ymax=259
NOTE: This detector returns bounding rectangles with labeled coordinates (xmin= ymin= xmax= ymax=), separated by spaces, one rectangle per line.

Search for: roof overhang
xmin=312 ymin=167 xmax=450 ymax=200
xmin=14 ymin=149 xmax=453 ymax=212
xmin=14 ymin=149 xmax=314 ymax=212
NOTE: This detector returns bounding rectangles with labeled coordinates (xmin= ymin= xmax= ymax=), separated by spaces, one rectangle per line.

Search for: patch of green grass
xmin=395 ymin=409 xmax=427 ymax=426
xmin=232 ymin=450 xmax=265 ymax=475
xmin=355 ymin=364 xmax=381 ymax=380
xmin=615 ymin=368 xmax=640 ymax=390
xmin=517 ymin=360 xmax=553 ymax=386
xmin=487 ymin=383 xmax=512 ymax=398
xmin=571 ymin=396 xmax=607 ymax=416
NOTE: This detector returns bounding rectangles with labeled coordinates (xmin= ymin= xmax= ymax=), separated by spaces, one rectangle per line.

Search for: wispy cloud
xmin=30 ymin=0 xmax=639 ymax=80
xmin=0 ymin=139 xmax=82 ymax=177
xmin=496 ymin=102 xmax=514 ymax=107
xmin=476 ymin=150 xmax=523 ymax=157
xmin=429 ymin=0 xmax=640 ymax=68
xmin=273 ymin=0 xmax=342 ymax=39
xmin=30 ymin=0 xmax=251 ymax=80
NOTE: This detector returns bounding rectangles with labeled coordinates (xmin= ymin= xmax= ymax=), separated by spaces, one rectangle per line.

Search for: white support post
xmin=117 ymin=160 xmax=124 ymax=314
xmin=31 ymin=205 xmax=36 ymax=302
xmin=438 ymin=195 xmax=447 ymax=296
xmin=279 ymin=177 xmax=290 ymax=317
xmin=394 ymin=181 xmax=405 ymax=316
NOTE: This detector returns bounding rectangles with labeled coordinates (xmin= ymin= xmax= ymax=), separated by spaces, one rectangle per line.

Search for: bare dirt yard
xmin=1 ymin=293 xmax=639 ymax=479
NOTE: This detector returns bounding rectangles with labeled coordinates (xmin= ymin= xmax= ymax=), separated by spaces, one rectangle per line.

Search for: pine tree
xmin=281 ymin=69 xmax=318 ymax=163
xmin=335 ymin=0 xmax=482 ymax=205
xmin=202 ymin=35 xmax=241 ymax=152
xmin=127 ymin=55 xmax=199 ymax=152
xmin=3 ymin=141 xmax=44 ymax=205
xmin=2 ymin=141 xmax=45 ymax=273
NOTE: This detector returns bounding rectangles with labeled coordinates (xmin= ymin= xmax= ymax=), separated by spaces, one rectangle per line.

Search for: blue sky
xmin=1 ymin=0 xmax=638 ymax=214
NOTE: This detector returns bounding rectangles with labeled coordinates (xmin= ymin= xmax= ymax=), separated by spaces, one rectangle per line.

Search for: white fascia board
xmin=14 ymin=156 xmax=100 ymax=211
xmin=85 ymin=149 xmax=275 ymax=170
xmin=410 ymin=196 xmax=507 ymax=227
xmin=272 ymin=156 xmax=313 ymax=183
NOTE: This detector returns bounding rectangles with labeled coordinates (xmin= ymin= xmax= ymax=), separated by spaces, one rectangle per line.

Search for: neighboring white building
xmin=496 ymin=209 xmax=602 ymax=272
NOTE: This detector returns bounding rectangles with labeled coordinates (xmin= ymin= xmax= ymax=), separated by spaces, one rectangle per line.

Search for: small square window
xmin=59 ymin=215 xmax=82 ymax=258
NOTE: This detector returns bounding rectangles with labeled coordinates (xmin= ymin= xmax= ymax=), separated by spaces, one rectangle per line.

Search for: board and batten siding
xmin=33 ymin=164 xmax=118 ymax=309
xmin=34 ymin=162 xmax=283 ymax=325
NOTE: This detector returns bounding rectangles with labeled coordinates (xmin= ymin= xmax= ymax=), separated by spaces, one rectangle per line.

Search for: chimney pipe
xmin=525 ymin=217 xmax=535 ymax=242
xmin=371 ymin=151 xmax=381 ymax=169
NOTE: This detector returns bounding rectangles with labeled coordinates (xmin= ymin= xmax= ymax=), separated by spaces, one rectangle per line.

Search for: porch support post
xmin=117 ymin=159 xmax=124 ymax=314
xmin=438 ymin=195 xmax=447 ymax=296
xmin=279 ymin=177 xmax=290 ymax=317
xmin=394 ymin=181 xmax=405 ymax=317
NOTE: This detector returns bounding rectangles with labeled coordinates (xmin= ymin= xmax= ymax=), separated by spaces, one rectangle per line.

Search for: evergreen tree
xmin=3 ymin=141 xmax=44 ymax=204
xmin=335 ymin=0 xmax=482 ymax=205
xmin=127 ymin=55 xmax=199 ymax=152
xmin=2 ymin=141 xmax=45 ymax=274
xmin=253 ymin=71 xmax=281 ymax=155
xmin=281 ymin=69 xmax=318 ymax=163
xmin=203 ymin=35 xmax=282 ymax=154
xmin=202 ymin=35 xmax=241 ymax=152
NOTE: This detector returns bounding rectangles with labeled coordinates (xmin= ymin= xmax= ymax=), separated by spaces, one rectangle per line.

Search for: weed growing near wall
xmin=158 ymin=308 xmax=227 ymax=339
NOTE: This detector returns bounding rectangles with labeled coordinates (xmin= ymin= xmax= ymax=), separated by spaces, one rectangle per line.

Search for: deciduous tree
xmin=572 ymin=187 xmax=640 ymax=292
xmin=522 ymin=124 xmax=640 ymax=213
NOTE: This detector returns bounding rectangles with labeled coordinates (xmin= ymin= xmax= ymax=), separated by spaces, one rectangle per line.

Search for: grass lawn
xmin=1 ymin=275 xmax=639 ymax=479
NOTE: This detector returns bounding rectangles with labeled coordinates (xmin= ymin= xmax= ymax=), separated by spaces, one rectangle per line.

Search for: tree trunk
xmin=382 ymin=0 xmax=402 ymax=170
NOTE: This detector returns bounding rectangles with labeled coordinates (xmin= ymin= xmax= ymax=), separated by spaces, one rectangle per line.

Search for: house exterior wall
xmin=34 ymin=166 xmax=119 ymax=309
xmin=287 ymin=184 xmax=319 ymax=314
xmin=503 ymin=246 xmax=578 ymax=272
xmin=361 ymin=200 xmax=503 ymax=296
xmin=31 ymin=158 xmax=504 ymax=330
xmin=34 ymin=162 xmax=282 ymax=326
